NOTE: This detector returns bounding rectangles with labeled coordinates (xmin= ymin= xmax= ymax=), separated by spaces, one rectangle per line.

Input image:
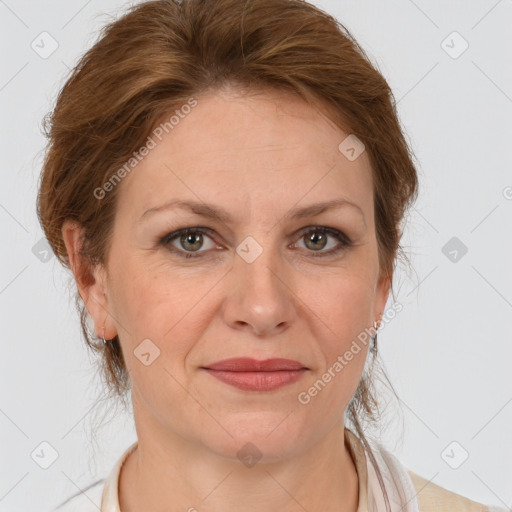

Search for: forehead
xmin=116 ymin=88 xmax=374 ymax=225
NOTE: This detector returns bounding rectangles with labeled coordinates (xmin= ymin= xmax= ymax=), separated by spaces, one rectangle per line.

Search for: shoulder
xmin=50 ymin=479 xmax=104 ymax=512
xmin=408 ymin=470 xmax=510 ymax=512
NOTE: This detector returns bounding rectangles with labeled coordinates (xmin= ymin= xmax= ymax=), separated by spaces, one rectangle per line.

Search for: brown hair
xmin=37 ymin=0 xmax=418 ymax=508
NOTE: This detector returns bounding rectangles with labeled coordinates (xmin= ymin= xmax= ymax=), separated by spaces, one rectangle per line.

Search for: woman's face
xmin=84 ymin=87 xmax=390 ymax=461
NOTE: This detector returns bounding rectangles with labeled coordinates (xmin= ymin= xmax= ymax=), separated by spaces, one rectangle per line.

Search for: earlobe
xmin=61 ymin=220 xmax=118 ymax=340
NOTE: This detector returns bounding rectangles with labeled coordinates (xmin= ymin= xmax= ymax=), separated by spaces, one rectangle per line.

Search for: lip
xmin=204 ymin=357 xmax=307 ymax=372
xmin=201 ymin=358 xmax=308 ymax=392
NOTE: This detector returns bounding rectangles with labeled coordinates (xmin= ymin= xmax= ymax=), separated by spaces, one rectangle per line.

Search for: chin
xmin=198 ymin=411 xmax=308 ymax=464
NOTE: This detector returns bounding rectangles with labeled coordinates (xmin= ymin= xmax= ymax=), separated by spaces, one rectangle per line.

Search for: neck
xmin=119 ymin=396 xmax=359 ymax=512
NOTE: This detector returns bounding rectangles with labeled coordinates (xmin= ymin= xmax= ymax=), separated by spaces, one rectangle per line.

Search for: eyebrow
xmin=139 ymin=198 xmax=366 ymax=226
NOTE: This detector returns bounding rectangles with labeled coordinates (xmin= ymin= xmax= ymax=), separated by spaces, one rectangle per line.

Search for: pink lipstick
xmin=202 ymin=357 xmax=308 ymax=391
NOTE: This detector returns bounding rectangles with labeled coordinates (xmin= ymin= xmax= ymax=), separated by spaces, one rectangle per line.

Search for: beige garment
xmin=343 ymin=428 xmax=503 ymax=512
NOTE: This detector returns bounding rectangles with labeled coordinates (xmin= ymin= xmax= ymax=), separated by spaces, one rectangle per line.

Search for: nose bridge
xmin=223 ymin=232 xmax=293 ymax=334
xmin=235 ymin=232 xmax=285 ymax=297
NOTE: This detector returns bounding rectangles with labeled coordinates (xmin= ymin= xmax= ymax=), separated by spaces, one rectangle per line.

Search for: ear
xmin=61 ymin=219 xmax=118 ymax=341
xmin=374 ymin=272 xmax=392 ymax=327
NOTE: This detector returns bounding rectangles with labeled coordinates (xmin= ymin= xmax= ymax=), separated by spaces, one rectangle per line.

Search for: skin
xmin=63 ymin=86 xmax=390 ymax=512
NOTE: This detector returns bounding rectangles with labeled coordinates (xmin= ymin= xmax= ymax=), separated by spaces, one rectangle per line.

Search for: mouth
xmin=201 ymin=357 xmax=308 ymax=392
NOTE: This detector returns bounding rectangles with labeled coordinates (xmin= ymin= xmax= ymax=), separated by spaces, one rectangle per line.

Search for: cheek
xmin=305 ymin=270 xmax=376 ymax=339
xmin=300 ymin=280 xmax=372 ymax=408
xmin=300 ymin=269 xmax=375 ymax=406
xmin=108 ymin=255 xmax=215 ymax=356
xmin=108 ymin=262 xmax=199 ymax=403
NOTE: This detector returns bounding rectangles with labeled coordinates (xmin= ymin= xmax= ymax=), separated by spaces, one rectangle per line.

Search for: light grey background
xmin=1 ymin=0 xmax=511 ymax=511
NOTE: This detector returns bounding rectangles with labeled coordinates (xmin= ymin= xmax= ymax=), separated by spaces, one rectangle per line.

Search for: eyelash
xmin=158 ymin=226 xmax=353 ymax=260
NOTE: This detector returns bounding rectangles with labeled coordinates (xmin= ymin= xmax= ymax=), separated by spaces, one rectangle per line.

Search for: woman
xmin=38 ymin=0 xmax=508 ymax=511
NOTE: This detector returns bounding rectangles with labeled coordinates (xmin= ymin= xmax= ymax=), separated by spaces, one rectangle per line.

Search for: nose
xmin=222 ymin=243 xmax=295 ymax=337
